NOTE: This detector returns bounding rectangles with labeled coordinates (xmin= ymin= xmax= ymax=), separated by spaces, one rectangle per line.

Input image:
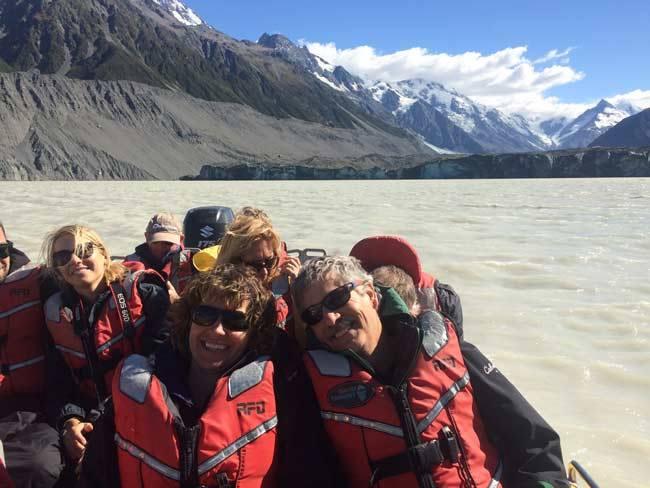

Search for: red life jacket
xmin=113 ymin=354 xmax=279 ymax=488
xmin=44 ymin=270 xmax=155 ymax=401
xmin=304 ymin=311 xmax=502 ymax=488
xmin=0 ymin=266 xmax=46 ymax=399
xmin=124 ymin=248 xmax=194 ymax=293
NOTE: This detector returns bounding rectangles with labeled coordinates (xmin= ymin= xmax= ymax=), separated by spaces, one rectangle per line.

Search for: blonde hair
xmin=216 ymin=207 xmax=282 ymax=279
xmin=42 ymin=224 xmax=127 ymax=286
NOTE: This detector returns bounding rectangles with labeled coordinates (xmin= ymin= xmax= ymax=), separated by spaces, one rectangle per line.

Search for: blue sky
xmin=184 ymin=0 xmax=650 ymax=120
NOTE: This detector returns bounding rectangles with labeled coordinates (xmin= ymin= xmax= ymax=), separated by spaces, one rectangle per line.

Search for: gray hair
xmin=292 ymin=255 xmax=372 ymax=309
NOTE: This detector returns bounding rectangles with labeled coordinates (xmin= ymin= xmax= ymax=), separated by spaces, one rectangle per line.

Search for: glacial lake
xmin=2 ymin=178 xmax=649 ymax=486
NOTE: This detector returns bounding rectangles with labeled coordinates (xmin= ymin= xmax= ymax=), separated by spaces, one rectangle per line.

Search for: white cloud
xmin=608 ymin=89 xmax=650 ymax=111
xmin=533 ymin=47 xmax=575 ymax=64
xmin=302 ymin=41 xmax=592 ymax=121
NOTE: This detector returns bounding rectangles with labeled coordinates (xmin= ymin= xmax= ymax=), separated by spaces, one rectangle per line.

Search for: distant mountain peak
xmin=595 ymin=98 xmax=614 ymax=110
xmin=257 ymin=33 xmax=295 ymax=49
xmin=150 ymin=0 xmax=203 ymax=26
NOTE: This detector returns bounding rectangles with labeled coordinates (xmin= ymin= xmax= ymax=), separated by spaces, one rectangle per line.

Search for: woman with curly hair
xmin=79 ymin=264 xmax=344 ymax=488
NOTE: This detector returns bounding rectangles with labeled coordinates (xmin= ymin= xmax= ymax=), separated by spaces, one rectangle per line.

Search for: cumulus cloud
xmin=302 ymin=41 xmax=594 ymax=120
xmin=608 ymin=89 xmax=650 ymax=111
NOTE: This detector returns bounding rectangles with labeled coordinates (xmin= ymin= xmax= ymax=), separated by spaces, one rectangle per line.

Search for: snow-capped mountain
xmin=258 ymin=34 xmax=396 ymax=124
xmin=260 ymin=35 xmax=648 ymax=153
xmin=589 ymin=108 xmax=650 ymax=148
xmin=258 ymin=34 xmax=365 ymax=93
xmin=367 ymin=79 xmax=550 ymax=153
xmin=150 ymin=0 xmax=203 ymax=26
xmin=554 ymin=99 xmax=637 ymax=149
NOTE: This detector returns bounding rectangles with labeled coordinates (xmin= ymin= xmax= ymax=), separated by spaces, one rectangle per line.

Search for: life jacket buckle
xmin=441 ymin=426 xmax=459 ymax=463
xmin=213 ymin=473 xmax=233 ymax=488
xmin=412 ymin=439 xmax=445 ymax=472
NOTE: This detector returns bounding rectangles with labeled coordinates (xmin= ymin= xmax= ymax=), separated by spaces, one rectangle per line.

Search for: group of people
xmin=0 ymin=207 xmax=570 ymax=487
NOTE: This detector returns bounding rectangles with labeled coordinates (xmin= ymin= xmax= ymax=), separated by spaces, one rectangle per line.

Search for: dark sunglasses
xmin=52 ymin=242 xmax=96 ymax=267
xmin=243 ymin=255 xmax=278 ymax=272
xmin=301 ymin=282 xmax=358 ymax=326
xmin=0 ymin=241 xmax=12 ymax=259
xmin=191 ymin=305 xmax=250 ymax=331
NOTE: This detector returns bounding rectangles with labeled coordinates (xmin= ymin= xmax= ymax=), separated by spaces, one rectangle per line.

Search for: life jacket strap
xmin=74 ymin=354 xmax=122 ymax=381
xmin=110 ymin=282 xmax=136 ymax=347
xmin=369 ymin=429 xmax=460 ymax=486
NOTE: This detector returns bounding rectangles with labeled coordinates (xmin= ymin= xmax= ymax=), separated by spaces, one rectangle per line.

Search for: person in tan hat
xmin=124 ymin=213 xmax=194 ymax=295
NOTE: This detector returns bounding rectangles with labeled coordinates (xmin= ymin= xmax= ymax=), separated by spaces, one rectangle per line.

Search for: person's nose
xmin=321 ymin=309 xmax=341 ymax=327
xmin=206 ymin=319 xmax=227 ymax=335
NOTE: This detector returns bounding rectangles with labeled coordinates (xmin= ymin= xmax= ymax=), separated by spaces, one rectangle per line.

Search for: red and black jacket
xmin=304 ymin=289 xmax=502 ymax=488
xmin=44 ymin=271 xmax=170 ymax=427
xmin=124 ymin=243 xmax=195 ymax=294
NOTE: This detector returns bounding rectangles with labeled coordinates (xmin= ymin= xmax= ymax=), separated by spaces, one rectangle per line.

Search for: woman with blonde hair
xmin=79 ymin=264 xmax=344 ymax=487
xmin=41 ymin=224 xmax=169 ymax=465
xmin=216 ymin=207 xmax=300 ymax=327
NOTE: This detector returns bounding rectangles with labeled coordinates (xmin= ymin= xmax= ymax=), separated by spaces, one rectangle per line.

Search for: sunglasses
xmin=0 ymin=241 xmax=12 ymax=259
xmin=242 ymin=255 xmax=278 ymax=272
xmin=191 ymin=305 xmax=250 ymax=331
xmin=301 ymin=282 xmax=358 ymax=326
xmin=52 ymin=242 xmax=96 ymax=267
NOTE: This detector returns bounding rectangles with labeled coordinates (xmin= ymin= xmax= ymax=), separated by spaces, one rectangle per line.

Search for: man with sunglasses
xmin=352 ymin=236 xmax=570 ymax=488
xmin=292 ymin=256 xmax=502 ymax=488
xmin=0 ymin=222 xmax=64 ymax=488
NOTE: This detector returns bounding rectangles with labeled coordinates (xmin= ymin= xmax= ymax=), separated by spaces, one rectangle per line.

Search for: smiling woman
xmin=78 ymin=264 xmax=345 ymax=488
xmin=40 ymin=224 xmax=170 ymax=465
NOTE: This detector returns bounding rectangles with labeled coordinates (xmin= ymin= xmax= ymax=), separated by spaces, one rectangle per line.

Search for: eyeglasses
xmin=52 ymin=242 xmax=96 ymax=267
xmin=301 ymin=282 xmax=358 ymax=326
xmin=242 ymin=255 xmax=278 ymax=272
xmin=0 ymin=241 xmax=12 ymax=259
xmin=191 ymin=305 xmax=250 ymax=331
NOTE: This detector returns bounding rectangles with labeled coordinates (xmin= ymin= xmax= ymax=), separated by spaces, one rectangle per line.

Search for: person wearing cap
xmin=124 ymin=213 xmax=194 ymax=296
xmin=350 ymin=236 xmax=569 ymax=487
xmin=0 ymin=221 xmax=64 ymax=488
xmin=292 ymin=255 xmax=502 ymax=488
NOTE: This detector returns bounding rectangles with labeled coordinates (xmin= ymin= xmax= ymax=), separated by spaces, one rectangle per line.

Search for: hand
xmin=62 ymin=418 xmax=94 ymax=462
xmin=166 ymin=281 xmax=181 ymax=303
xmin=280 ymin=256 xmax=301 ymax=281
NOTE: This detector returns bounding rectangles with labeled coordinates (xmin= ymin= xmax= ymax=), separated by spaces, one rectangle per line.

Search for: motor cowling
xmin=183 ymin=206 xmax=234 ymax=249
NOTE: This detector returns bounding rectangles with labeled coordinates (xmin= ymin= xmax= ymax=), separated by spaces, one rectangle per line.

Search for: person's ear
xmin=364 ymin=283 xmax=379 ymax=310
xmin=180 ymin=234 xmax=185 ymax=245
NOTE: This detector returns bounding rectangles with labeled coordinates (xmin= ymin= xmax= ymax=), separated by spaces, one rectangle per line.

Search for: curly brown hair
xmin=169 ymin=263 xmax=277 ymax=359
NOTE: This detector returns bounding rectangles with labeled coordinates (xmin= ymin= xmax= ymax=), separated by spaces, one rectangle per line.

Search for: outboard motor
xmin=183 ymin=206 xmax=235 ymax=249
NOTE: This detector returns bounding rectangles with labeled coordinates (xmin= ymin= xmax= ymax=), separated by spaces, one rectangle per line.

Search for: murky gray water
xmin=2 ymin=178 xmax=649 ymax=486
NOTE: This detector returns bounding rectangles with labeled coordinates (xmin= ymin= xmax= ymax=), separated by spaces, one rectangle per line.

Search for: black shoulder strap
xmin=72 ymin=300 xmax=108 ymax=404
xmin=109 ymin=281 xmax=136 ymax=350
